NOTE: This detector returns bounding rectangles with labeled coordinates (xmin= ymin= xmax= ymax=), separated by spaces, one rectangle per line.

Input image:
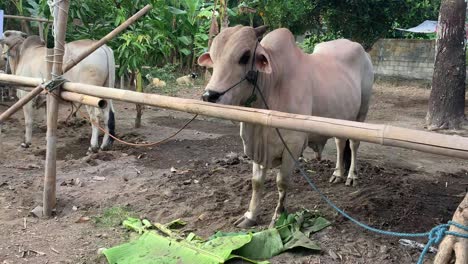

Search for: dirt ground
xmin=0 ymin=81 xmax=467 ymax=264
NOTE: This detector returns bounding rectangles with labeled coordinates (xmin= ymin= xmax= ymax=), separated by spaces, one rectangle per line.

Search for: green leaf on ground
xmin=234 ymin=229 xmax=283 ymax=260
xmin=104 ymin=209 xmax=330 ymax=264
xmin=103 ymin=231 xmax=252 ymax=264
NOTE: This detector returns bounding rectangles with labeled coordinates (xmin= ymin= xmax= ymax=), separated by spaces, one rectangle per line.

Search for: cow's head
xmin=0 ymin=31 xmax=28 ymax=74
xmin=199 ymin=25 xmax=270 ymax=105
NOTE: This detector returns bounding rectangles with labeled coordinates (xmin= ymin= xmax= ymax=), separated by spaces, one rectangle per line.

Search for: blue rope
xmin=249 ymin=77 xmax=468 ymax=264
xmin=294 ymin=160 xmax=468 ymax=264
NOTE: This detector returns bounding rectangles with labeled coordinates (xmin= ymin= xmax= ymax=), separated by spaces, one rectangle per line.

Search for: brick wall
xmin=369 ymin=39 xmax=436 ymax=80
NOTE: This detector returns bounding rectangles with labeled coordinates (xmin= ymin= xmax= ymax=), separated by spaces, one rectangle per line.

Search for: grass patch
xmin=145 ymin=84 xmax=182 ymax=97
xmin=94 ymin=205 xmax=136 ymax=228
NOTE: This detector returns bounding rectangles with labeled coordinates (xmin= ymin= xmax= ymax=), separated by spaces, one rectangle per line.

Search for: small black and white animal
xmin=176 ymin=72 xmax=198 ymax=86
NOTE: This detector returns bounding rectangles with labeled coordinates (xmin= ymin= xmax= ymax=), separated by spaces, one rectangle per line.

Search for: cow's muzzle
xmin=202 ymin=90 xmax=222 ymax=103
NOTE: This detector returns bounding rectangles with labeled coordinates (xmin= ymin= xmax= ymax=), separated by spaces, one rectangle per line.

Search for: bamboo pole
xmin=43 ymin=0 xmax=70 ymax=217
xmin=2 ymin=73 xmax=468 ymax=159
xmin=60 ymin=91 xmax=107 ymax=109
xmin=4 ymin=14 xmax=52 ymax=23
xmin=62 ymin=83 xmax=468 ymax=159
xmin=0 ymin=4 xmax=152 ymax=124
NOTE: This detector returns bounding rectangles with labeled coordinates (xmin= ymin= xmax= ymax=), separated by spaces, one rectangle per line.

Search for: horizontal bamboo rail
xmin=1 ymin=73 xmax=468 ymax=160
xmin=60 ymin=91 xmax=107 ymax=109
xmin=0 ymin=74 xmax=106 ymax=108
xmin=4 ymin=14 xmax=52 ymax=23
xmin=0 ymin=4 xmax=152 ymax=124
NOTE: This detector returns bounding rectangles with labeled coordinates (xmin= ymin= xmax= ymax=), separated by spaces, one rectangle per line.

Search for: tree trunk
xmin=135 ymin=70 xmax=143 ymax=128
xmin=219 ymin=0 xmax=229 ymax=30
xmin=38 ymin=23 xmax=44 ymax=41
xmin=204 ymin=0 xmax=219 ymax=84
xmin=426 ymin=0 xmax=467 ymax=130
xmin=20 ymin=20 xmax=31 ymax=35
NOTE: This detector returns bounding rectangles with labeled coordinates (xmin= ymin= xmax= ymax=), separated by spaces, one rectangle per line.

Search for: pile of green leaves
xmin=103 ymin=209 xmax=331 ymax=264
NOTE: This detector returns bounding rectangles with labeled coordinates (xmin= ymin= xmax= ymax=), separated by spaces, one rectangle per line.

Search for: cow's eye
xmin=239 ymin=51 xmax=250 ymax=65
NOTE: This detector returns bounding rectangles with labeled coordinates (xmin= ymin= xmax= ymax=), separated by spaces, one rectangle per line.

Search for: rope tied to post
xmin=43 ymin=76 xmax=67 ymax=93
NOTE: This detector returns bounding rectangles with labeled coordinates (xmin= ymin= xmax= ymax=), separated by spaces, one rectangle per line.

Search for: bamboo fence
xmin=1 ymin=73 xmax=468 ymax=160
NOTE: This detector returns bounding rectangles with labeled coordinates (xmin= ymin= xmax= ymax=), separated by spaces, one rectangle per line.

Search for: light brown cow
xmin=1 ymin=30 xmax=116 ymax=153
xmin=199 ymin=26 xmax=373 ymax=228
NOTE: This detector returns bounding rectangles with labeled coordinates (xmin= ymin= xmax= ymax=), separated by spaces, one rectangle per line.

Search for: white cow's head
xmin=199 ymin=25 xmax=270 ymax=105
xmin=0 ymin=31 xmax=28 ymax=74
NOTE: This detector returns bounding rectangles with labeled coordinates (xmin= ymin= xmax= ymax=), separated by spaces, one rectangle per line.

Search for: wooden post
xmin=43 ymin=0 xmax=70 ymax=217
xmin=0 ymin=4 xmax=152 ymax=124
xmin=434 ymin=193 xmax=468 ymax=264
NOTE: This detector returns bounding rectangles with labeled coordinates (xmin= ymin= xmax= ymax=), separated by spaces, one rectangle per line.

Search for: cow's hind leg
xmin=235 ymin=162 xmax=266 ymax=228
xmin=329 ymin=138 xmax=346 ymax=183
xmin=86 ymin=106 xmax=100 ymax=154
xmin=100 ymin=102 xmax=115 ymax=151
xmin=21 ymin=101 xmax=34 ymax=148
xmin=345 ymin=139 xmax=360 ymax=186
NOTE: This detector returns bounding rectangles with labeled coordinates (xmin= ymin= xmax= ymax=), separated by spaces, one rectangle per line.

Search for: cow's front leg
xmin=329 ymin=137 xmax=346 ymax=183
xmin=235 ymin=162 xmax=266 ymax=228
xmin=21 ymin=101 xmax=34 ymax=148
xmin=100 ymin=103 xmax=115 ymax=151
xmin=86 ymin=106 xmax=100 ymax=154
xmin=269 ymin=152 xmax=295 ymax=228
xmin=345 ymin=139 xmax=360 ymax=186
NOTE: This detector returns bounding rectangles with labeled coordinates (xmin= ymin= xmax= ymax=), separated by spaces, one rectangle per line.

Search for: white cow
xmin=199 ymin=26 xmax=373 ymax=227
xmin=1 ymin=30 xmax=116 ymax=153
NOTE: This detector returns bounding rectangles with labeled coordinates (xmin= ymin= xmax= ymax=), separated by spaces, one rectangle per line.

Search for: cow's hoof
xmin=329 ymin=175 xmax=343 ymax=184
xmin=100 ymin=144 xmax=112 ymax=151
xmin=87 ymin=147 xmax=99 ymax=155
xmin=234 ymin=216 xmax=257 ymax=228
xmin=20 ymin=142 xmax=31 ymax=148
xmin=345 ymin=177 xmax=357 ymax=187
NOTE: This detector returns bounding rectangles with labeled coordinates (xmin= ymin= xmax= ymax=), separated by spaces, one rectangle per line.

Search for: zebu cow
xmin=1 ymin=30 xmax=116 ymax=153
xmin=199 ymin=26 xmax=373 ymax=227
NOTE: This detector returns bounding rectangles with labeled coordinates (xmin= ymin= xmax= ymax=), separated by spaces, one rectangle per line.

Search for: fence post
xmin=43 ymin=0 xmax=70 ymax=217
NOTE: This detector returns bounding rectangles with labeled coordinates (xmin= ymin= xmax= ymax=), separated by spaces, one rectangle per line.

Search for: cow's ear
xmin=254 ymin=25 xmax=268 ymax=38
xmin=198 ymin=52 xmax=213 ymax=68
xmin=3 ymin=31 xmax=12 ymax=38
xmin=255 ymin=48 xmax=272 ymax=74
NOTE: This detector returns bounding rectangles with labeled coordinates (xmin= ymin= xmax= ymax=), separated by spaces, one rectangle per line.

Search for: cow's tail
xmin=102 ymin=45 xmax=116 ymax=141
xmin=343 ymin=139 xmax=351 ymax=174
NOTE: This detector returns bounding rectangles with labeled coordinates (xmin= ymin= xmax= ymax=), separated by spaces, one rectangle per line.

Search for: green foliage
xmin=5 ymin=0 xmax=442 ymax=73
xmin=239 ymin=0 xmax=441 ymax=50
xmin=298 ymin=33 xmax=342 ymax=54
xmin=240 ymin=0 xmax=322 ymax=35
xmin=93 ymin=206 xmax=135 ymax=228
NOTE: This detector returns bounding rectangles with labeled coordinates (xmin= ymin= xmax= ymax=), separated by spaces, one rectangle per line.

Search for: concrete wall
xmin=369 ymin=39 xmax=436 ymax=80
